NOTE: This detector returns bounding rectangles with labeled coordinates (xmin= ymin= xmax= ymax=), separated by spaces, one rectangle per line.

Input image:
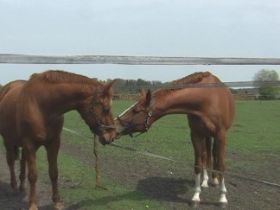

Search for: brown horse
xmin=0 ymin=70 xmax=116 ymax=210
xmin=115 ymin=72 xmax=235 ymax=206
xmin=0 ymin=80 xmax=27 ymax=191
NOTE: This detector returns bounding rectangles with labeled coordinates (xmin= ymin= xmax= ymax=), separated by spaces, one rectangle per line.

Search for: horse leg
xmin=214 ymin=131 xmax=228 ymax=205
xmin=4 ymin=144 xmax=17 ymax=190
xmin=94 ymin=136 xmax=100 ymax=186
xmin=93 ymin=135 xmax=107 ymax=190
xmin=201 ymin=137 xmax=211 ymax=188
xmin=190 ymin=131 xmax=204 ymax=204
xmin=45 ymin=138 xmax=63 ymax=210
xmin=25 ymin=143 xmax=39 ymax=210
xmin=211 ymin=139 xmax=219 ymax=186
xmin=19 ymin=148 xmax=26 ymax=192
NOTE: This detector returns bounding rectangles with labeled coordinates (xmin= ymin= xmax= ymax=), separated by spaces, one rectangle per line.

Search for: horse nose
xmin=100 ymin=132 xmax=115 ymax=145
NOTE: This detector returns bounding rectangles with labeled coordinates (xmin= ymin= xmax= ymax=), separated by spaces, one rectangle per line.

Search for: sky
xmin=0 ymin=0 xmax=280 ymax=85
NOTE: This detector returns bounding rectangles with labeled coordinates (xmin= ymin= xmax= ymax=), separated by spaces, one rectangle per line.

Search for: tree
xmin=253 ymin=69 xmax=280 ymax=99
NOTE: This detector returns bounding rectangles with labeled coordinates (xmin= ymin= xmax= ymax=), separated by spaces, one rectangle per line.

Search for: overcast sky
xmin=0 ymin=0 xmax=280 ymax=85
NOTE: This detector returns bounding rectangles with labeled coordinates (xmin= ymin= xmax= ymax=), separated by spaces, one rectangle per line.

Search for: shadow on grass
xmin=0 ymin=180 xmax=57 ymax=210
xmin=0 ymin=181 xmax=27 ymax=209
xmin=0 ymin=177 xmax=224 ymax=210
xmin=63 ymin=177 xmax=194 ymax=210
xmin=136 ymin=176 xmax=193 ymax=203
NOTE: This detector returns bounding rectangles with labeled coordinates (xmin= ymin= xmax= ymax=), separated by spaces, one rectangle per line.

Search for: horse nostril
xmin=100 ymin=133 xmax=115 ymax=144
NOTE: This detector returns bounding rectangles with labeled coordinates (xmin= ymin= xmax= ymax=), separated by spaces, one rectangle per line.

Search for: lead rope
xmin=93 ymin=134 xmax=100 ymax=187
xmin=93 ymin=134 xmax=107 ymax=189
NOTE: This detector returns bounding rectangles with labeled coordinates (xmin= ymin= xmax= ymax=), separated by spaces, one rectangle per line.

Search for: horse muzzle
xmin=99 ymin=132 xmax=116 ymax=145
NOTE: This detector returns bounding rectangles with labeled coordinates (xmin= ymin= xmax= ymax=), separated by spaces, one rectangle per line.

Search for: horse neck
xmin=33 ymin=82 xmax=100 ymax=115
xmin=150 ymin=88 xmax=204 ymax=123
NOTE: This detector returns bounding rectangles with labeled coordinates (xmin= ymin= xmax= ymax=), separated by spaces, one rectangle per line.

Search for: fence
xmin=2 ymin=53 xmax=280 ymax=95
xmin=1 ymin=53 xmax=280 ymax=65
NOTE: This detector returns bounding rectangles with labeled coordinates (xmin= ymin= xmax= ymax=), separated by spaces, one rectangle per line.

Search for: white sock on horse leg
xmin=212 ymin=177 xmax=219 ymax=186
xmin=219 ymin=178 xmax=228 ymax=203
xmin=201 ymin=168 xmax=209 ymax=188
xmin=192 ymin=173 xmax=201 ymax=202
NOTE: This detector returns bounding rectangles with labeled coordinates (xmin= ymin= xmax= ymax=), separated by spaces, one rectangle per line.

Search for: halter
xmin=117 ymin=109 xmax=153 ymax=137
xmin=144 ymin=110 xmax=153 ymax=131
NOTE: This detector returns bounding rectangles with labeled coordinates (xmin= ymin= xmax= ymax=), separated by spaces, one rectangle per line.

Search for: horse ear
xmin=139 ymin=89 xmax=146 ymax=98
xmin=102 ymin=80 xmax=115 ymax=96
xmin=145 ymin=89 xmax=152 ymax=107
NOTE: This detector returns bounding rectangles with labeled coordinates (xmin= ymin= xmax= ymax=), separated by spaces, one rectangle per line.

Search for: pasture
xmin=0 ymin=100 xmax=280 ymax=209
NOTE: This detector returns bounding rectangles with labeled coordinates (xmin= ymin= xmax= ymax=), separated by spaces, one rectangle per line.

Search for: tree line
xmin=111 ymin=78 xmax=167 ymax=94
xmin=109 ymin=69 xmax=280 ymax=100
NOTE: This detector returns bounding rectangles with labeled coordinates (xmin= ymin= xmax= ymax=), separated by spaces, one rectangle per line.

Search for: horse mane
xmin=30 ymin=70 xmax=98 ymax=85
xmin=172 ymin=71 xmax=212 ymax=85
xmin=153 ymin=71 xmax=220 ymax=98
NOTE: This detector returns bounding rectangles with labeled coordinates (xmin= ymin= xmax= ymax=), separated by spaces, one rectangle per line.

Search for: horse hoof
xmin=95 ymin=184 xmax=108 ymax=190
xmin=11 ymin=183 xmax=18 ymax=190
xmin=191 ymin=194 xmax=200 ymax=208
xmin=191 ymin=201 xmax=200 ymax=208
xmin=201 ymin=180 xmax=209 ymax=188
xmin=19 ymin=185 xmax=26 ymax=192
xmin=54 ymin=201 xmax=64 ymax=210
xmin=211 ymin=178 xmax=219 ymax=186
xmin=28 ymin=203 xmax=38 ymax=210
xmin=219 ymin=202 xmax=228 ymax=209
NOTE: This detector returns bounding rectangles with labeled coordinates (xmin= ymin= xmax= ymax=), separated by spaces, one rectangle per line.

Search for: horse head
xmin=79 ymin=80 xmax=116 ymax=145
xmin=115 ymin=89 xmax=153 ymax=138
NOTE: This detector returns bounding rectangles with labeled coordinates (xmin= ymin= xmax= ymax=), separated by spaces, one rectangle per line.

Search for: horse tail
xmin=0 ymin=83 xmax=11 ymax=102
xmin=0 ymin=80 xmax=26 ymax=102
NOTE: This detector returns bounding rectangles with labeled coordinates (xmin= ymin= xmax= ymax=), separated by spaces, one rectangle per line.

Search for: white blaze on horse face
xmin=117 ymin=102 xmax=137 ymax=118
xmin=192 ymin=173 xmax=201 ymax=202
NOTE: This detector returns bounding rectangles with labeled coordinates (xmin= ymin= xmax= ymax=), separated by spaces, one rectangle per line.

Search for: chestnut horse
xmin=115 ymin=72 xmax=235 ymax=206
xmin=0 ymin=70 xmax=116 ymax=210
xmin=0 ymin=80 xmax=27 ymax=191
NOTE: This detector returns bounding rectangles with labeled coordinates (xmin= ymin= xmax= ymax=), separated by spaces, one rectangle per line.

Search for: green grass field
xmin=63 ymin=100 xmax=280 ymax=160
xmin=1 ymin=100 xmax=280 ymax=209
xmin=55 ymin=100 xmax=280 ymax=209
